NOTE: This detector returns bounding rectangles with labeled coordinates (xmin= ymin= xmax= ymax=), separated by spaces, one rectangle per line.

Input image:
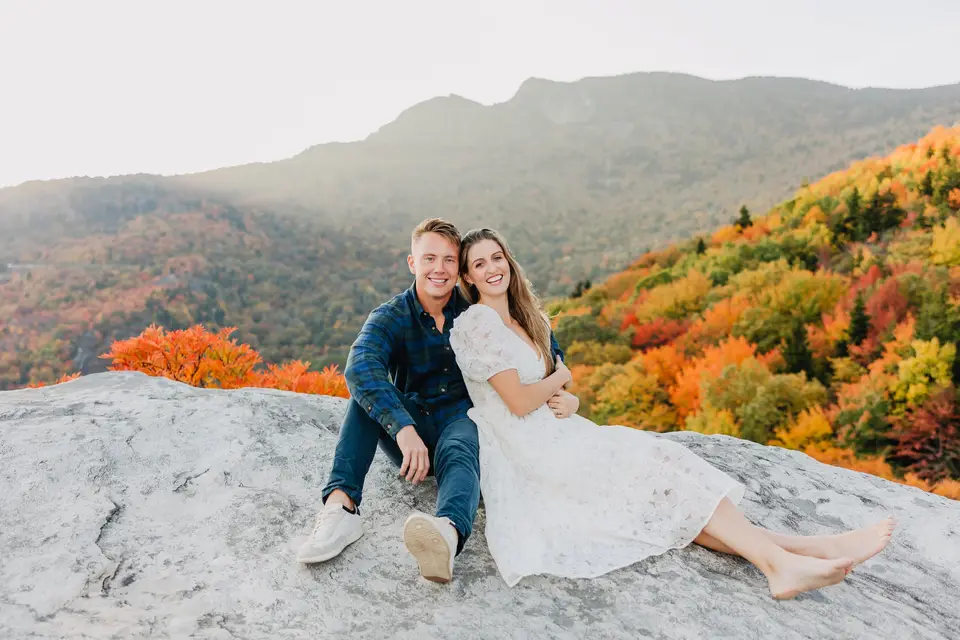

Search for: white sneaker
xmin=297 ymin=502 xmax=363 ymax=563
xmin=402 ymin=511 xmax=458 ymax=583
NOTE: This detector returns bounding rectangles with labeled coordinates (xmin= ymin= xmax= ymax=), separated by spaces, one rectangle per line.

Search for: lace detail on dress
xmin=449 ymin=301 xmax=746 ymax=587
xmin=449 ymin=304 xmax=516 ymax=383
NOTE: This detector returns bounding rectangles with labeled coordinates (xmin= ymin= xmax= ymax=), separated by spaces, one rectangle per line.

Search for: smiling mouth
xmin=427 ymin=277 xmax=449 ymax=286
xmin=486 ymin=275 xmax=504 ymax=285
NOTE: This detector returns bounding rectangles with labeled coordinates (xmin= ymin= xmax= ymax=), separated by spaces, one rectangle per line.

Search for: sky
xmin=2 ymin=0 xmax=959 ymax=188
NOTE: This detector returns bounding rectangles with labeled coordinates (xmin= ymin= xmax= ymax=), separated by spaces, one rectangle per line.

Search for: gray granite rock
xmin=1 ymin=371 xmax=958 ymax=639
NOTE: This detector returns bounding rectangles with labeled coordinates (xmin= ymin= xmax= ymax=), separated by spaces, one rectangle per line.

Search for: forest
xmin=548 ymin=126 xmax=960 ymax=499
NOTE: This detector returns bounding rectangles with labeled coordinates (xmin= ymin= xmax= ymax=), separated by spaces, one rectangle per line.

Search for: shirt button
xmin=443 ymin=367 xmax=449 ymax=372
xmin=440 ymin=386 xmax=446 ymax=393
xmin=444 ymin=345 xmax=451 ymax=351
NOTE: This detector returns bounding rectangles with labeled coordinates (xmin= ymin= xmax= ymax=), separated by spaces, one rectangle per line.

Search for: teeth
xmin=486 ymin=275 xmax=503 ymax=284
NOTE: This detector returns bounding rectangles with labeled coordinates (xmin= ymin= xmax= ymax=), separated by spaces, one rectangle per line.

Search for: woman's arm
xmin=488 ymin=356 xmax=572 ymax=417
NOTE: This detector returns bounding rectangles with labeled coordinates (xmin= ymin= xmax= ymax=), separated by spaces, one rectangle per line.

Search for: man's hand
xmin=547 ymin=390 xmax=579 ymax=419
xmin=554 ymin=355 xmax=572 ymax=387
xmin=396 ymin=425 xmax=430 ymax=483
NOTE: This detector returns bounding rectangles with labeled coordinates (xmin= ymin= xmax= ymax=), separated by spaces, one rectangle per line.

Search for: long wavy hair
xmin=458 ymin=228 xmax=555 ymax=375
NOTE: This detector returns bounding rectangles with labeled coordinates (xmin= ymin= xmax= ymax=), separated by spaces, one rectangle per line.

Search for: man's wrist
xmin=396 ymin=424 xmax=416 ymax=439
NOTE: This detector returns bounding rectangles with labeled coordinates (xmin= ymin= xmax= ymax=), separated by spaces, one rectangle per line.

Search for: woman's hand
xmin=547 ymin=390 xmax=579 ymax=419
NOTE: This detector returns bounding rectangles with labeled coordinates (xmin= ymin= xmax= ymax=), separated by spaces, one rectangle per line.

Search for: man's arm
xmin=344 ymin=306 xmax=416 ymax=440
xmin=549 ymin=329 xmax=569 ymax=388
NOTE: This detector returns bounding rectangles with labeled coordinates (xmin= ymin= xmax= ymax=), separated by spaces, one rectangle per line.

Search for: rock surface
xmin=1 ymin=371 xmax=958 ymax=639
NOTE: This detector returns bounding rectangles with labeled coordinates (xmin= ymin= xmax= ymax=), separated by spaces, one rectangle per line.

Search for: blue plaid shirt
xmin=344 ymin=282 xmax=564 ymax=439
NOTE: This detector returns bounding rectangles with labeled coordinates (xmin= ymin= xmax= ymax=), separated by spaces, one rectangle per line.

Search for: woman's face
xmin=464 ymin=238 xmax=511 ymax=299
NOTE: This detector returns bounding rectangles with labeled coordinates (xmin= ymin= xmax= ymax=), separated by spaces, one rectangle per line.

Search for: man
xmin=297 ymin=218 xmax=480 ymax=583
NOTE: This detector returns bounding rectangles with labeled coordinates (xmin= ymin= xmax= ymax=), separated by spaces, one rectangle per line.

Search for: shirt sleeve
xmin=550 ymin=331 xmax=564 ymax=363
xmin=449 ymin=305 xmax=516 ymax=382
xmin=343 ymin=306 xmax=416 ymax=439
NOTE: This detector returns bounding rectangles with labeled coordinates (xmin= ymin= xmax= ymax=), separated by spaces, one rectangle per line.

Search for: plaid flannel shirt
xmin=344 ymin=282 xmax=565 ymax=439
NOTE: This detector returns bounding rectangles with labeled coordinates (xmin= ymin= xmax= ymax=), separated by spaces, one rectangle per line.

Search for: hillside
xmin=179 ymin=73 xmax=960 ymax=293
xmin=2 ymin=72 xmax=960 ymax=388
xmin=548 ymin=125 xmax=960 ymax=497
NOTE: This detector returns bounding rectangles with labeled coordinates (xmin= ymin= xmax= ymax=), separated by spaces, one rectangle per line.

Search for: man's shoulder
xmin=367 ymin=289 xmax=416 ymax=323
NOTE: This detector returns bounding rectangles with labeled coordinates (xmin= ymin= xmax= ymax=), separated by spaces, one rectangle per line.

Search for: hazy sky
xmin=2 ymin=0 xmax=959 ymax=188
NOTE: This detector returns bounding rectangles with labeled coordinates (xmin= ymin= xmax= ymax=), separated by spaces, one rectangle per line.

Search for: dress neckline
xmin=474 ymin=303 xmax=543 ymax=363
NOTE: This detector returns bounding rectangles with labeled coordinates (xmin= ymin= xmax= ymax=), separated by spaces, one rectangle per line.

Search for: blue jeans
xmin=322 ymin=395 xmax=480 ymax=554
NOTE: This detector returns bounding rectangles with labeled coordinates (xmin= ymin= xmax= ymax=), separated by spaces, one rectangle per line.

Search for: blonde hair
xmin=458 ymin=228 xmax=555 ymax=375
xmin=411 ymin=217 xmax=461 ymax=250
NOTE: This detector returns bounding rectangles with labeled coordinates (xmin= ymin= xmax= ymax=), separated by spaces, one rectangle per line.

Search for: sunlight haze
xmin=1 ymin=0 xmax=958 ymax=188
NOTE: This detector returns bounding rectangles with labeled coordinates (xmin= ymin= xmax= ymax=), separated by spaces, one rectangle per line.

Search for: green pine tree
xmin=735 ymin=205 xmax=753 ymax=229
xmin=695 ymin=237 xmax=707 ymax=255
xmin=919 ymin=171 xmax=935 ymax=197
xmin=848 ymin=291 xmax=870 ymax=346
xmin=783 ymin=320 xmax=814 ymax=378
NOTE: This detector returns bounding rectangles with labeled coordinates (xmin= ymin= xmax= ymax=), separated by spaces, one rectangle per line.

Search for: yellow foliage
xmin=930 ymin=217 xmax=960 ymax=266
xmin=633 ymin=268 xmax=712 ymax=323
xmin=889 ymin=337 xmax=956 ymax=411
xmin=770 ymin=406 xmax=833 ymax=450
xmin=685 ymin=407 xmax=740 ymax=437
xmin=802 ymin=205 xmax=827 ymax=226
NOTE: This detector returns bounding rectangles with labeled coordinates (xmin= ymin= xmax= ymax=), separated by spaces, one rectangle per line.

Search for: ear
xmin=407 ymin=254 xmax=415 ymax=275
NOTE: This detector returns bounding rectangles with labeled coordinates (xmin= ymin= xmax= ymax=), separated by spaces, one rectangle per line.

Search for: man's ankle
xmin=325 ymin=490 xmax=356 ymax=512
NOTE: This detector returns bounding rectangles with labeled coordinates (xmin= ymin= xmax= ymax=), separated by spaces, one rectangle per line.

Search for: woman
xmin=447 ymin=228 xmax=895 ymax=599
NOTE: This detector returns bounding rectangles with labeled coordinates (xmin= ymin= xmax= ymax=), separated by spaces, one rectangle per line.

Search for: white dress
xmin=448 ymin=304 xmax=746 ymax=587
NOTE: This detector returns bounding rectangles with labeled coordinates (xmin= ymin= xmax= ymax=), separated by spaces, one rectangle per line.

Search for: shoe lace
xmin=312 ymin=506 xmax=342 ymax=534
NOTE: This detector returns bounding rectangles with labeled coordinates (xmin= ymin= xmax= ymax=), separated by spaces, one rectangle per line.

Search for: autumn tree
xmin=890 ymin=387 xmax=960 ymax=482
xmin=101 ymin=324 xmax=349 ymax=398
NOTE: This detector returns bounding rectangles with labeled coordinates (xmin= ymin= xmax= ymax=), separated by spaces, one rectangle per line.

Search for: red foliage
xmin=891 ymin=387 xmax=960 ymax=482
xmin=630 ymin=317 xmax=689 ymax=349
xmin=865 ymin=278 xmax=910 ymax=340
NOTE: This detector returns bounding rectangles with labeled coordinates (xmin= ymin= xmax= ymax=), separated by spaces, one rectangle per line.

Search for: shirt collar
xmin=410 ymin=281 xmax=464 ymax=320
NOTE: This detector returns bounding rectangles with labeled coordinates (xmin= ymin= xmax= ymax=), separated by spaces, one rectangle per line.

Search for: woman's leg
xmin=697 ymin=498 xmax=854 ymax=600
xmin=695 ymin=517 xmax=896 ymax=567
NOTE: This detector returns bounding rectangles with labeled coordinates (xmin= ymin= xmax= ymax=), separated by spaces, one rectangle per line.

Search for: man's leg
xmin=432 ymin=416 xmax=481 ymax=554
xmin=321 ymin=398 xmax=403 ymax=509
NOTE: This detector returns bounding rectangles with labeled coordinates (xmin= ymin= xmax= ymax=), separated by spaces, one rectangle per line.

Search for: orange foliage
xmin=25 ymin=372 xmax=81 ymax=389
xmin=684 ymin=296 xmax=749 ymax=347
xmin=101 ymin=324 xmax=349 ymax=397
xmin=638 ymin=344 xmax=687 ymax=387
xmin=949 ymin=189 xmax=960 ymax=211
xmin=668 ymin=336 xmax=760 ymax=419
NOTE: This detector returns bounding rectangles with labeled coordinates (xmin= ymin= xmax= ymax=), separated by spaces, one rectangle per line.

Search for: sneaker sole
xmin=403 ymin=515 xmax=452 ymax=583
xmin=296 ymin=528 xmax=364 ymax=564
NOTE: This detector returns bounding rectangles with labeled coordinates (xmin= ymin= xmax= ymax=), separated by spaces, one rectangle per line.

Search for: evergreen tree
xmin=695 ymin=237 xmax=707 ymax=255
xmin=848 ymin=291 xmax=871 ymax=346
xmin=919 ymin=171 xmax=935 ymax=197
xmin=570 ymin=279 xmax=592 ymax=299
xmin=783 ymin=320 xmax=814 ymax=378
xmin=735 ymin=205 xmax=753 ymax=229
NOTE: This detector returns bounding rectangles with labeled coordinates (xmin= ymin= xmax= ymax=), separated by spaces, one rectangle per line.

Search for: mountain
xmin=548 ymin=125 xmax=960 ymax=497
xmin=177 ymin=73 xmax=960 ymax=291
xmin=2 ymin=72 xmax=960 ymax=388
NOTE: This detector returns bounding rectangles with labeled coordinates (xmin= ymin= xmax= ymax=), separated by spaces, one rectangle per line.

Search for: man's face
xmin=407 ymin=232 xmax=459 ymax=303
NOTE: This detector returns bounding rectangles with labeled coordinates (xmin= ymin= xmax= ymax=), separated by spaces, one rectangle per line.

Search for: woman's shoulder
xmin=452 ymin=303 xmax=501 ymax=333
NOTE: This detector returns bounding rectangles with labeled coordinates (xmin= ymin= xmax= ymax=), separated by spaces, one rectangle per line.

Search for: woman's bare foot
xmin=766 ymin=554 xmax=854 ymax=600
xmin=821 ymin=518 xmax=896 ymax=566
